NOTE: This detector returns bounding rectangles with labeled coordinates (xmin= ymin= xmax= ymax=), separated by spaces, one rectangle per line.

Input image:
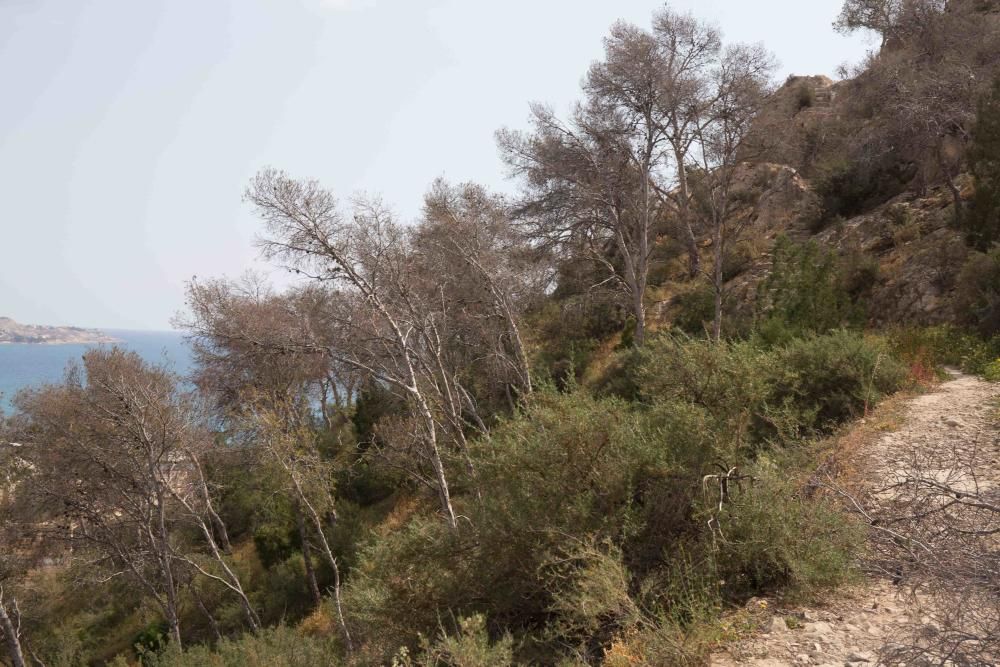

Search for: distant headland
xmin=0 ymin=317 xmax=121 ymax=345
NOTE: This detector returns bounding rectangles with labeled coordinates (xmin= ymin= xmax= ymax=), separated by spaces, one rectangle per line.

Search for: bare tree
xmin=243 ymin=396 xmax=355 ymax=653
xmin=416 ymin=179 xmax=542 ymax=401
xmin=498 ymin=20 xmax=670 ymax=346
xmin=179 ymin=274 xmax=353 ymax=420
xmin=248 ymin=171 xmax=463 ymax=527
xmin=165 ymin=447 xmax=261 ymax=633
xmin=500 ymin=7 xmax=774 ymax=345
xmin=0 ymin=587 xmax=25 ymax=667
xmin=833 ymin=0 xmax=1000 ymax=222
xmin=12 ymin=349 xmax=257 ymax=646
xmin=846 ymin=1 xmax=1000 ymax=216
xmin=690 ymin=44 xmax=776 ymax=341
xmin=651 ymin=8 xmax=723 ymax=279
xmin=180 ymin=276 xmax=358 ymax=612
xmin=834 ymin=0 xmax=909 ymax=45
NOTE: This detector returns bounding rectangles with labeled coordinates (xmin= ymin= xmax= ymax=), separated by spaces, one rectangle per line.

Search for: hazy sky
xmin=0 ymin=0 xmax=871 ymax=330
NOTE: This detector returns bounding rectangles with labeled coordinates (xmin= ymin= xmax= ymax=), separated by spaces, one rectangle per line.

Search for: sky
xmin=0 ymin=0 xmax=872 ymax=331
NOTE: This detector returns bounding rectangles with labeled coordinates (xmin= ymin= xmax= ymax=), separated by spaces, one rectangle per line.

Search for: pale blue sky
xmin=0 ymin=0 xmax=870 ymax=330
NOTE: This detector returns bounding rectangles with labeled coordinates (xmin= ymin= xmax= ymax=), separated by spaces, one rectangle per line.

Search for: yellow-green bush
xmin=129 ymin=626 xmax=340 ymax=667
xmin=707 ymin=458 xmax=864 ymax=601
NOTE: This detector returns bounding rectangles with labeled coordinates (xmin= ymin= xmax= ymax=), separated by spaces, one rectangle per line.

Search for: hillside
xmin=0 ymin=317 xmax=119 ymax=344
xmin=1 ymin=2 xmax=1000 ymax=666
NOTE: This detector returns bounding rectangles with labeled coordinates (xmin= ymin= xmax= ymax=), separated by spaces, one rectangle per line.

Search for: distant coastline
xmin=0 ymin=316 xmax=122 ymax=345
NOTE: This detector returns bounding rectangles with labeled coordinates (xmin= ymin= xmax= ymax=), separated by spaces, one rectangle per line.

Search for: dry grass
xmin=808 ymin=387 xmax=918 ymax=495
xmin=374 ymin=493 xmax=425 ymax=537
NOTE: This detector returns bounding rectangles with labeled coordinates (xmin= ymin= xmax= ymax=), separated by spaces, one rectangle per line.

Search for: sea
xmin=0 ymin=330 xmax=194 ymax=414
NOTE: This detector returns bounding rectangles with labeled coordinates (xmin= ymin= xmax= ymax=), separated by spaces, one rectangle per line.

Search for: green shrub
xmin=132 ymin=621 xmax=169 ymax=654
xmin=134 ymin=626 xmax=340 ymax=667
xmin=889 ymin=325 xmax=1000 ymax=376
xmin=671 ymin=286 xmax=715 ymax=337
xmin=638 ymin=335 xmax=774 ymax=454
xmin=639 ymin=331 xmax=906 ymax=449
xmin=812 ymin=157 xmax=912 ymax=223
xmin=343 ymin=390 xmax=702 ymax=662
xmin=542 ymin=541 xmax=641 ymax=656
xmin=708 ymin=459 xmax=863 ymax=601
xmin=769 ymin=331 xmax=907 ymax=434
xmin=396 ymin=614 xmax=515 ymax=667
xmin=601 ymin=617 xmax=714 ymax=667
xmin=755 ymin=237 xmax=869 ymax=344
xmin=342 ymin=516 xmax=470 ymax=661
xmin=256 ymin=554 xmax=314 ymax=626
xmin=341 ymin=331 xmax=903 ymax=663
xmin=252 ymin=517 xmax=298 ymax=569
xmin=954 ymin=248 xmax=1000 ymax=337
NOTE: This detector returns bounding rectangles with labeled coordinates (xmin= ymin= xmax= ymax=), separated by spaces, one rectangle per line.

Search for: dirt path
xmin=711 ymin=371 xmax=1000 ymax=667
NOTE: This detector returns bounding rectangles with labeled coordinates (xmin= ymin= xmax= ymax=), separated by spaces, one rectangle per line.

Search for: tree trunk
xmin=166 ymin=605 xmax=182 ymax=649
xmin=191 ymin=453 xmax=231 ymax=553
xmin=280 ymin=459 xmax=355 ymax=655
xmin=429 ymin=439 xmax=458 ymax=529
xmin=296 ymin=503 xmax=323 ymax=607
xmin=938 ymin=148 xmax=964 ymax=224
xmin=686 ymin=234 xmax=701 ymax=280
xmin=193 ymin=589 xmax=223 ymax=643
xmin=318 ymin=380 xmax=335 ymax=431
xmin=633 ymin=288 xmax=646 ymax=347
xmin=0 ymin=594 xmax=26 ymax=667
xmin=413 ymin=393 xmax=458 ymax=530
xmin=181 ymin=449 xmax=259 ymax=632
xmin=303 ymin=500 xmax=354 ymax=653
xmin=674 ymin=150 xmax=701 ymax=279
xmin=712 ymin=222 xmax=724 ymax=343
xmin=504 ymin=301 xmax=533 ymax=395
xmin=209 ymin=509 xmax=232 ymax=554
xmin=156 ymin=487 xmax=183 ymax=649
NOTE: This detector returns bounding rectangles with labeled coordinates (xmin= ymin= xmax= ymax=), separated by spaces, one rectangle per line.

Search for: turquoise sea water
xmin=0 ymin=330 xmax=194 ymax=413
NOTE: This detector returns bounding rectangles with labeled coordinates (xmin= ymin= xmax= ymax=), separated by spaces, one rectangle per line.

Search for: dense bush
xmin=709 ymin=459 xmax=863 ymax=601
xmin=130 ymin=626 xmax=339 ymax=667
xmin=954 ymin=248 xmax=1000 ymax=337
xmin=638 ymin=335 xmax=773 ymax=454
xmin=755 ymin=237 xmax=871 ymax=344
xmin=394 ymin=614 xmax=515 ymax=667
xmin=339 ymin=330 xmax=900 ymax=661
xmin=889 ymin=325 xmax=1000 ymax=377
xmin=671 ymin=286 xmax=716 ymax=337
xmin=638 ymin=330 xmax=906 ymax=450
xmin=811 ymin=157 xmax=912 ymax=224
xmin=769 ymin=331 xmax=907 ymax=433
xmin=345 ymin=391 xmax=711 ymax=660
